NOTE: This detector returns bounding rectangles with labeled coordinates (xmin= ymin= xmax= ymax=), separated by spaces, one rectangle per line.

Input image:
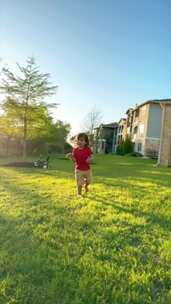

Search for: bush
xmin=123 ymin=137 xmax=134 ymax=154
xmin=116 ymin=142 xmax=124 ymax=155
xmin=116 ymin=137 xmax=133 ymax=155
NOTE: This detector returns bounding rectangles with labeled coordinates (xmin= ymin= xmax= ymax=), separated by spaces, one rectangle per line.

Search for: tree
xmin=0 ymin=57 xmax=58 ymax=158
xmin=83 ymin=108 xmax=102 ymax=146
xmin=83 ymin=108 xmax=102 ymax=134
xmin=0 ymin=96 xmax=71 ymax=156
xmin=48 ymin=120 xmax=71 ymax=154
xmin=0 ymin=115 xmax=14 ymax=155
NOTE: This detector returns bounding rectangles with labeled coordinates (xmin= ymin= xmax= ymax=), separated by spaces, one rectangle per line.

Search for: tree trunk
xmin=6 ymin=136 xmax=10 ymax=156
xmin=23 ymin=141 xmax=27 ymax=160
xmin=23 ymin=110 xmax=27 ymax=160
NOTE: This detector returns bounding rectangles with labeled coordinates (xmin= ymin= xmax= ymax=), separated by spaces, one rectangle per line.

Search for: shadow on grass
xmin=89 ymin=193 xmax=171 ymax=233
xmin=1 ymin=167 xmax=170 ymax=237
xmin=4 ymin=154 xmax=171 ymax=189
xmin=3 ymin=165 xmax=171 ymax=188
xmin=2 ymin=163 xmax=171 ymax=235
xmin=0 ymin=166 xmax=171 ymax=303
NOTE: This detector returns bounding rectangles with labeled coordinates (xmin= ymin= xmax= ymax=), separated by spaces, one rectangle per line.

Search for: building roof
xmin=126 ymin=108 xmax=134 ymax=114
xmin=133 ymin=99 xmax=171 ymax=111
xmin=118 ymin=118 xmax=126 ymax=125
xmin=102 ymin=122 xmax=118 ymax=128
xmin=94 ymin=122 xmax=118 ymax=130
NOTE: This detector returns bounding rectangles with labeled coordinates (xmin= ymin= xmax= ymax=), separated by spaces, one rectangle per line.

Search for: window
xmin=139 ymin=123 xmax=144 ymax=135
xmin=138 ymin=143 xmax=142 ymax=152
xmin=135 ymin=109 xmax=139 ymax=117
xmin=134 ymin=126 xmax=138 ymax=134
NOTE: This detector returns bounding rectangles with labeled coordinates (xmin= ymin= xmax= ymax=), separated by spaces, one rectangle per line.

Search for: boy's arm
xmin=65 ymin=152 xmax=73 ymax=160
xmin=72 ymin=155 xmax=76 ymax=162
xmin=65 ymin=151 xmax=76 ymax=162
xmin=86 ymin=149 xmax=93 ymax=164
xmin=71 ymin=149 xmax=76 ymax=162
xmin=86 ymin=156 xmax=93 ymax=164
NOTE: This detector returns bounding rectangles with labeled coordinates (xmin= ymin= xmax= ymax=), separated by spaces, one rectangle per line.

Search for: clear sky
xmin=1 ymin=0 xmax=171 ymax=134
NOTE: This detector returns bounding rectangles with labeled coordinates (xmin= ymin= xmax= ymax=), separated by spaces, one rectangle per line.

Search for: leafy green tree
xmin=48 ymin=120 xmax=71 ymax=154
xmin=0 ymin=57 xmax=57 ymax=158
xmin=0 ymin=97 xmax=71 ymax=156
xmin=0 ymin=115 xmax=13 ymax=155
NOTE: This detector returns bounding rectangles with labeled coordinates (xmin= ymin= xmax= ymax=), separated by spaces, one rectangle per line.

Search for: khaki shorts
xmin=75 ymin=169 xmax=92 ymax=186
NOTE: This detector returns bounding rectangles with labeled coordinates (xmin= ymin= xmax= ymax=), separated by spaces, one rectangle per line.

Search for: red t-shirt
xmin=72 ymin=147 xmax=92 ymax=170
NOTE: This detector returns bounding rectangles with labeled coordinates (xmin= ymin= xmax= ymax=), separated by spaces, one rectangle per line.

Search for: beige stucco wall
xmin=146 ymin=104 xmax=162 ymax=138
xmin=132 ymin=104 xmax=150 ymax=154
xmin=144 ymin=138 xmax=160 ymax=157
xmin=132 ymin=104 xmax=149 ymax=138
xmin=158 ymin=104 xmax=171 ymax=166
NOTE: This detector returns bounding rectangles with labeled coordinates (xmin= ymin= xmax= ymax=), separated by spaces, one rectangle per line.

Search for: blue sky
xmin=1 ymin=0 xmax=171 ymax=133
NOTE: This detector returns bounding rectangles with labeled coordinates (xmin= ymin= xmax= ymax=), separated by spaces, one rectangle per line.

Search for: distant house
xmin=115 ymin=118 xmax=127 ymax=147
xmin=125 ymin=108 xmax=134 ymax=137
xmin=112 ymin=123 xmax=119 ymax=153
xmin=93 ymin=99 xmax=171 ymax=166
xmin=125 ymin=99 xmax=171 ymax=159
xmin=93 ymin=123 xmax=118 ymax=153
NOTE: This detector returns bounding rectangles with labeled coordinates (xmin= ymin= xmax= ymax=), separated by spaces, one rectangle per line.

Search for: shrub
xmin=116 ymin=137 xmax=133 ymax=155
xmin=123 ymin=137 xmax=134 ymax=154
xmin=116 ymin=142 xmax=124 ymax=155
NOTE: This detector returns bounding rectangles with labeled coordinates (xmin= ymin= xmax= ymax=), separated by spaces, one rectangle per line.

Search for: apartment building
xmin=126 ymin=99 xmax=171 ymax=158
xmin=125 ymin=108 xmax=134 ymax=137
xmin=116 ymin=118 xmax=127 ymax=145
xmin=93 ymin=123 xmax=118 ymax=153
xmin=93 ymin=99 xmax=171 ymax=166
xmin=112 ymin=123 xmax=119 ymax=153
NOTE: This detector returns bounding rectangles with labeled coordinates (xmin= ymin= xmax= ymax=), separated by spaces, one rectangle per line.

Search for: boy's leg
xmin=77 ymin=185 xmax=82 ymax=195
xmin=84 ymin=170 xmax=91 ymax=193
xmin=85 ymin=182 xmax=89 ymax=193
xmin=75 ymin=170 xmax=84 ymax=196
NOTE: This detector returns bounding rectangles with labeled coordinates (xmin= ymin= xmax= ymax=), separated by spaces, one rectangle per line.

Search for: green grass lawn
xmin=0 ymin=155 xmax=171 ymax=304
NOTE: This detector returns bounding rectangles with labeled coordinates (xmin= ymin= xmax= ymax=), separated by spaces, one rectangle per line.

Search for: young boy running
xmin=72 ymin=133 xmax=93 ymax=196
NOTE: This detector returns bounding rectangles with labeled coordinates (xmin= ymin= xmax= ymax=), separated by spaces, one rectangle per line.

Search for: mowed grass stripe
xmin=0 ymin=155 xmax=170 ymax=304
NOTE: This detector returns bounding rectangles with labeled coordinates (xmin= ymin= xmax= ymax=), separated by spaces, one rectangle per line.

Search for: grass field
xmin=0 ymin=155 xmax=171 ymax=304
